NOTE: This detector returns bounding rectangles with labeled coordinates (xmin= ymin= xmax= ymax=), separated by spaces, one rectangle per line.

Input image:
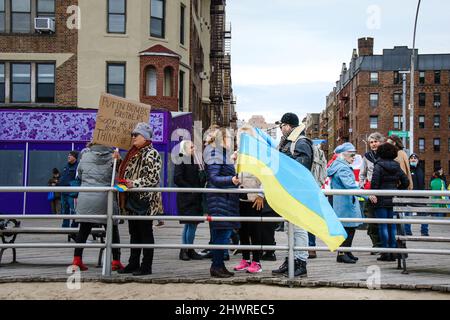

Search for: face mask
xmin=410 ymin=161 xmax=417 ymax=167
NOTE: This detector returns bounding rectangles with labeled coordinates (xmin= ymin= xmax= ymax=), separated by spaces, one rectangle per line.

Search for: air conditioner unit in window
xmin=434 ymin=102 xmax=441 ymax=107
xmin=34 ymin=17 xmax=55 ymax=33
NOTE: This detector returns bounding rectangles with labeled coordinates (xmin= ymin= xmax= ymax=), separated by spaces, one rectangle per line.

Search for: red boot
xmin=112 ymin=260 xmax=125 ymax=271
xmin=71 ymin=256 xmax=88 ymax=271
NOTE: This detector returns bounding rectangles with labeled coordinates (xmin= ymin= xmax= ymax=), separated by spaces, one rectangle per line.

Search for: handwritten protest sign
xmin=92 ymin=93 xmax=152 ymax=150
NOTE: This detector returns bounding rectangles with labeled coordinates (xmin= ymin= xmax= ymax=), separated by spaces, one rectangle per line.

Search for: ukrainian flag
xmin=237 ymin=133 xmax=347 ymax=251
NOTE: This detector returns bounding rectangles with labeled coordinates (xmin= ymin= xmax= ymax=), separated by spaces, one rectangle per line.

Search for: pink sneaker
xmin=233 ymin=259 xmax=250 ymax=271
xmin=247 ymin=261 xmax=262 ymax=274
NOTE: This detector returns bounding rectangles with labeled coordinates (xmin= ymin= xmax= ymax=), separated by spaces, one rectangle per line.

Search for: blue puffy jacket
xmin=204 ymin=145 xmax=240 ymax=230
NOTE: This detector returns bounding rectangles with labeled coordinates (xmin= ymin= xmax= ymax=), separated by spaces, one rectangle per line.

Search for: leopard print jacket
xmin=123 ymin=145 xmax=162 ymax=216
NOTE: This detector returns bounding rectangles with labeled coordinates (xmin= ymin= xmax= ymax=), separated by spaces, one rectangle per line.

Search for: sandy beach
xmin=0 ymin=283 xmax=449 ymax=300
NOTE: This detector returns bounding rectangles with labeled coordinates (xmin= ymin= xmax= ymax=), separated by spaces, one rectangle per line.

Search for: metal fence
xmin=0 ymin=186 xmax=449 ymax=279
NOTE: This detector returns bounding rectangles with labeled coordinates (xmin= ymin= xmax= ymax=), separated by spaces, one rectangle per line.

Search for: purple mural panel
xmin=0 ymin=109 xmax=166 ymax=143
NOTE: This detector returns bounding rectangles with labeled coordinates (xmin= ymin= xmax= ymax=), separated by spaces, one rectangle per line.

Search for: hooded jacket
xmin=75 ymin=144 xmax=119 ymax=224
xmin=371 ymin=159 xmax=410 ymax=208
xmin=327 ymin=158 xmax=362 ymax=228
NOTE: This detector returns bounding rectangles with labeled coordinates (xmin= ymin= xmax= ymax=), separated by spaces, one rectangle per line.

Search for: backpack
xmin=290 ymin=137 xmax=328 ymax=187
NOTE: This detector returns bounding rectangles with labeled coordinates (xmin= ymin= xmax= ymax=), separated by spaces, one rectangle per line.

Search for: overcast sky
xmin=227 ymin=0 xmax=450 ymax=124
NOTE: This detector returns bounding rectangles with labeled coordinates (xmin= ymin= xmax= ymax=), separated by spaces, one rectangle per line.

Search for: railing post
xmin=288 ymin=222 xmax=294 ymax=281
xmin=102 ymin=190 xmax=114 ymax=277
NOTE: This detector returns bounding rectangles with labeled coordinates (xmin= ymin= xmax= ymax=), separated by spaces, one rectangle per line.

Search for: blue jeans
xmin=293 ymin=225 xmax=309 ymax=261
xmin=375 ymin=208 xmax=397 ymax=248
xmin=308 ymin=232 xmax=316 ymax=247
xmin=211 ymin=229 xmax=233 ymax=268
xmin=61 ymin=194 xmax=78 ymax=228
xmin=182 ymin=223 xmax=198 ymax=244
xmin=405 ymin=213 xmax=428 ymax=235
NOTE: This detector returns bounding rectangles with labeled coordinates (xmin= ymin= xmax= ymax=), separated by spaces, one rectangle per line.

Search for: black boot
xmin=220 ymin=266 xmax=234 ymax=276
xmin=337 ymin=253 xmax=356 ymax=264
xmin=118 ymin=262 xmax=140 ymax=274
xmin=272 ymin=257 xmax=288 ymax=275
xmin=293 ymin=259 xmax=307 ymax=277
xmin=187 ymin=249 xmax=203 ymax=260
xmin=377 ymin=253 xmax=391 ymax=261
xmin=179 ymin=249 xmax=190 ymax=261
xmin=132 ymin=264 xmax=152 ymax=276
xmin=346 ymin=252 xmax=358 ymax=261
xmin=261 ymin=252 xmax=277 ymax=261
xmin=210 ymin=267 xmax=232 ymax=278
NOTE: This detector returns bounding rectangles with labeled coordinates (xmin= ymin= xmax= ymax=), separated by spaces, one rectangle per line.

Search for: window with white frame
xmin=434 ymin=138 xmax=440 ymax=152
xmin=393 ymin=115 xmax=403 ymax=129
xmin=370 ymin=72 xmax=378 ymax=84
xmin=434 ymin=115 xmax=440 ymax=129
xmin=418 ymin=115 xmax=425 ymax=129
xmin=393 ymin=93 xmax=401 ymax=107
xmin=146 ymin=66 xmax=157 ymax=96
xmin=370 ymin=116 xmax=378 ymax=129
xmin=419 ymin=138 xmax=425 ymax=152
xmin=369 ymin=93 xmax=379 ymax=107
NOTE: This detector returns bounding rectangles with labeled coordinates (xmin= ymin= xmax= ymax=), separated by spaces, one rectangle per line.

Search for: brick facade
xmin=0 ymin=0 xmax=78 ymax=107
xmin=139 ymin=45 xmax=180 ymax=112
xmin=333 ymin=39 xmax=450 ymax=182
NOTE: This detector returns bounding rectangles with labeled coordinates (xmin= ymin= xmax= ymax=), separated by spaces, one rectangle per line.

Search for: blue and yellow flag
xmin=237 ymin=133 xmax=346 ymax=251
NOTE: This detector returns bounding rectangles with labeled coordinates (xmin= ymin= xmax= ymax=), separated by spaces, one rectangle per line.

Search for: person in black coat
xmin=370 ymin=143 xmax=409 ymax=261
xmin=404 ymin=153 xmax=425 ymax=235
xmin=174 ymin=140 xmax=206 ymax=261
xmin=204 ymin=127 xmax=240 ymax=278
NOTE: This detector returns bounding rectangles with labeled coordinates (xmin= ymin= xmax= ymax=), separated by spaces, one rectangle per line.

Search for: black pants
xmin=260 ymin=200 xmax=278 ymax=255
xmin=239 ymin=201 xmax=263 ymax=262
xmin=341 ymin=227 xmax=356 ymax=248
xmin=128 ymin=220 xmax=154 ymax=267
xmin=74 ymin=222 xmax=121 ymax=260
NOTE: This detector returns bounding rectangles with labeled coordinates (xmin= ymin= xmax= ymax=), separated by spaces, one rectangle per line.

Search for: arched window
xmin=146 ymin=66 xmax=157 ymax=96
xmin=163 ymin=67 xmax=173 ymax=97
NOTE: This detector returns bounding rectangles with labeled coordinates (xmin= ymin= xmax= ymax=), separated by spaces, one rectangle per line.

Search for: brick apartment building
xmin=305 ymin=112 xmax=320 ymax=139
xmin=332 ymin=37 xmax=450 ymax=181
xmin=0 ymin=0 xmax=235 ymax=129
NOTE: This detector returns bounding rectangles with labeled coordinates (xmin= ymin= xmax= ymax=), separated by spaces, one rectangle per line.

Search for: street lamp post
xmin=409 ymin=0 xmax=422 ymax=154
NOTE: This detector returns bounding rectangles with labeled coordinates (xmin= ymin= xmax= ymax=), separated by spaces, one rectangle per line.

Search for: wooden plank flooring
xmin=1 ymin=219 xmax=450 ymax=291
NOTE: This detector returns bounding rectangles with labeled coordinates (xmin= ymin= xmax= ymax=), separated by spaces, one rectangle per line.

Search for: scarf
xmin=117 ymin=141 xmax=151 ymax=209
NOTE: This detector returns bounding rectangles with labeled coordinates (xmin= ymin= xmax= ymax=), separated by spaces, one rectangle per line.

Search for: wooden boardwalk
xmin=1 ymin=219 xmax=450 ymax=292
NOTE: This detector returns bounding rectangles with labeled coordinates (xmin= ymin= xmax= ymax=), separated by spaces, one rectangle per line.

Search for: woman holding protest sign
xmin=116 ymin=123 xmax=162 ymax=276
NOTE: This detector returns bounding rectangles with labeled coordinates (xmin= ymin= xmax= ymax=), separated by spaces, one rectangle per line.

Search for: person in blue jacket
xmin=58 ymin=150 xmax=79 ymax=229
xmin=327 ymin=142 xmax=363 ymax=264
xmin=204 ymin=127 xmax=240 ymax=278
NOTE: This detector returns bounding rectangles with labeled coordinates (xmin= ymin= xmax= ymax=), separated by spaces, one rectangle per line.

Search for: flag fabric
xmin=237 ymin=133 xmax=347 ymax=251
xmin=254 ymin=127 xmax=278 ymax=148
xmin=114 ymin=184 xmax=128 ymax=192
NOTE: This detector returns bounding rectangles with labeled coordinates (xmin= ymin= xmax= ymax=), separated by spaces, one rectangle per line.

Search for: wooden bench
xmin=0 ymin=219 xmax=106 ymax=267
xmin=393 ymin=197 xmax=450 ymax=274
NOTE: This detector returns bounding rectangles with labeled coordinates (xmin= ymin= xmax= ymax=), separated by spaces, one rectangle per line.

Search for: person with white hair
xmin=327 ymin=142 xmax=363 ymax=263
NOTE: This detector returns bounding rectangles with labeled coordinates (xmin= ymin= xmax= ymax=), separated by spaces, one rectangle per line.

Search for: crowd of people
xmin=47 ymin=113 xmax=449 ymax=278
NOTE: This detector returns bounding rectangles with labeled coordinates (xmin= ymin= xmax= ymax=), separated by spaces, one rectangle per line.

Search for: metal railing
xmin=0 ymin=186 xmax=449 ymax=279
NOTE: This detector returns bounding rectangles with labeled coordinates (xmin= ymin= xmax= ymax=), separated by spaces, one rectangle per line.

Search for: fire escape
xmin=210 ymin=0 xmax=234 ymax=127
